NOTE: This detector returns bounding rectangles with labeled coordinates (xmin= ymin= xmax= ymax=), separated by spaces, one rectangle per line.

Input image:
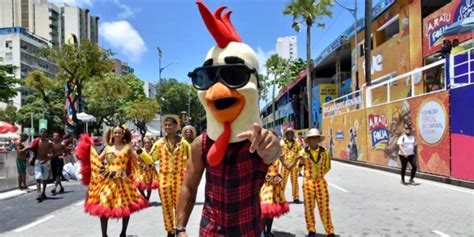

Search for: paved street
xmin=0 ymin=161 xmax=473 ymax=237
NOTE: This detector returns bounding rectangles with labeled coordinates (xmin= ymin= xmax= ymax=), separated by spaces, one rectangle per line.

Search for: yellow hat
xmin=306 ymin=128 xmax=325 ymax=141
xmin=162 ymin=114 xmax=181 ymax=129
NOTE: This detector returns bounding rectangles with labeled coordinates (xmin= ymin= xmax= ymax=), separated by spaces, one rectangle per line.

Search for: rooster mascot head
xmin=189 ymin=0 xmax=262 ymax=166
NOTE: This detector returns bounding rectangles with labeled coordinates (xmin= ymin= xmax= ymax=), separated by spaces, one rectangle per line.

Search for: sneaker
xmin=59 ymin=187 xmax=65 ymax=193
xmin=42 ymin=193 xmax=48 ymax=199
xmin=36 ymin=196 xmax=43 ymax=202
xmin=409 ymin=179 xmax=419 ymax=185
xmin=51 ymin=189 xmax=57 ymax=195
xmin=308 ymin=232 xmax=316 ymax=237
xmin=294 ymin=199 xmax=301 ymax=204
xmin=167 ymin=232 xmax=175 ymax=237
xmin=327 ymin=234 xmax=336 ymax=237
xmin=401 ymin=181 xmax=408 ymax=185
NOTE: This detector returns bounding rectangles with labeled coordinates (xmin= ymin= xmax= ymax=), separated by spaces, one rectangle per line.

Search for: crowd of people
xmin=13 ymin=129 xmax=75 ymax=201
xmin=66 ymin=114 xmax=336 ymax=237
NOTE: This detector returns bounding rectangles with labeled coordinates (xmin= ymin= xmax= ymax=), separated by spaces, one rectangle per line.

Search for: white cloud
xmin=256 ymin=47 xmax=279 ymax=107
xmin=256 ymin=47 xmax=275 ymax=77
xmin=112 ymin=0 xmax=135 ymax=19
xmin=100 ymin=21 xmax=147 ymax=63
xmin=49 ymin=0 xmax=92 ymax=7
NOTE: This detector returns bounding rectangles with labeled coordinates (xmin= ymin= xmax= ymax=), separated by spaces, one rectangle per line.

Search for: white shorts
xmin=35 ymin=161 xmax=49 ymax=181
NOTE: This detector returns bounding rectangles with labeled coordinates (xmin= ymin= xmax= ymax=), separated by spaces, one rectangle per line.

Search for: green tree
xmin=156 ymin=79 xmax=206 ymax=130
xmin=41 ymin=40 xmax=113 ymax=131
xmin=16 ymin=94 xmax=64 ymax=133
xmin=288 ymin=58 xmax=307 ymax=81
xmin=0 ymin=105 xmax=17 ymax=124
xmin=265 ymin=54 xmax=288 ymax=128
xmin=84 ymin=73 xmax=145 ymax=129
xmin=0 ymin=65 xmax=19 ymax=103
xmin=21 ymin=70 xmax=65 ymax=132
xmin=125 ymin=98 xmax=158 ymax=140
xmin=284 ymin=0 xmax=333 ymax=127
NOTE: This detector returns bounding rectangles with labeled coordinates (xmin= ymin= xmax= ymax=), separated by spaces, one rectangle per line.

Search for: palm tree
xmin=284 ymin=0 xmax=333 ymax=128
xmin=265 ymin=54 xmax=287 ymax=129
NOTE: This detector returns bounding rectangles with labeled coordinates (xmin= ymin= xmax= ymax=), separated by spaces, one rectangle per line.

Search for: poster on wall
xmin=322 ymin=109 xmax=367 ymax=162
xmin=366 ymin=91 xmax=450 ymax=176
xmin=423 ymin=0 xmax=473 ymax=58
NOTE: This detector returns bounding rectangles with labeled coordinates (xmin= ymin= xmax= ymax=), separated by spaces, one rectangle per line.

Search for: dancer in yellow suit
xmin=280 ymin=128 xmax=302 ymax=203
xmin=141 ymin=115 xmax=191 ymax=237
xmin=297 ymin=128 xmax=335 ymax=237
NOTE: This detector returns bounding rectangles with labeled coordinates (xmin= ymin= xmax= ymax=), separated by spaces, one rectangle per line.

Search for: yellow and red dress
xmin=260 ymin=159 xmax=289 ymax=218
xmin=131 ymin=149 xmax=159 ymax=190
xmin=79 ymin=142 xmax=149 ymax=219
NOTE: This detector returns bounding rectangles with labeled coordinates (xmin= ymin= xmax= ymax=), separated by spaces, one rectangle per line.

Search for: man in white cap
xmin=297 ymin=128 xmax=335 ymax=237
xmin=280 ymin=127 xmax=302 ymax=203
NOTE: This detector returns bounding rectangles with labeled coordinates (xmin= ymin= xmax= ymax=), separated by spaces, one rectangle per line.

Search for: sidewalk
xmin=333 ymin=158 xmax=474 ymax=189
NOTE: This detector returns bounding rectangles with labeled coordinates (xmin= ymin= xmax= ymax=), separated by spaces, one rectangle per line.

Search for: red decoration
xmin=207 ymin=122 xmax=231 ymax=166
xmin=0 ymin=120 xmax=18 ymax=134
xmin=196 ymin=0 xmax=242 ymax=48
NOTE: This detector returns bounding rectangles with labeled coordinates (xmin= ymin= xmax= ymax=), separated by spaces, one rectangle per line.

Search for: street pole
xmin=157 ymin=46 xmax=163 ymax=137
xmin=365 ymin=0 xmax=373 ymax=86
xmin=187 ymin=88 xmax=191 ymax=123
xmin=335 ymin=0 xmax=358 ymax=90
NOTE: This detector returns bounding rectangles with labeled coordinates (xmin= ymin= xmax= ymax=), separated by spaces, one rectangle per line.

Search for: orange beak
xmin=205 ymin=82 xmax=245 ymax=124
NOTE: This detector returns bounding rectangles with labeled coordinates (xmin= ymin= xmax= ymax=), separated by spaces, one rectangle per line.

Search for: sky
xmin=48 ymin=0 xmax=375 ymax=106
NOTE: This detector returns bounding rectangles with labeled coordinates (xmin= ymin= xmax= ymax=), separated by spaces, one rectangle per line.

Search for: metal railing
xmin=450 ymin=47 xmax=474 ymax=89
xmin=366 ymin=60 xmax=446 ymax=108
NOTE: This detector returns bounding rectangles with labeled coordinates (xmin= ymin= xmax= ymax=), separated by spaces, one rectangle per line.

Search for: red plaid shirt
xmin=200 ymin=133 xmax=268 ymax=237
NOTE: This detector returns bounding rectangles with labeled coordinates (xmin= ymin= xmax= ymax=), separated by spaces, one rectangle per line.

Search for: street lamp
xmin=335 ymin=0 xmax=359 ymax=91
xmin=159 ymin=97 xmax=165 ymax=137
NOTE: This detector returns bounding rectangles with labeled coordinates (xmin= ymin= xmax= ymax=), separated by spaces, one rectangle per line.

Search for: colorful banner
xmin=323 ymin=92 xmax=363 ymax=117
xmin=313 ymin=84 xmax=337 ymax=129
xmin=322 ymin=109 xmax=368 ymax=162
xmin=450 ymin=84 xmax=474 ymax=181
xmin=422 ymin=0 xmax=473 ymax=58
xmin=366 ymin=91 xmax=450 ymax=176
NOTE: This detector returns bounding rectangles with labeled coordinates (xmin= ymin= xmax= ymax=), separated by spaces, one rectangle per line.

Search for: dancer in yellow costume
xmin=75 ymin=125 xmax=154 ymax=237
xmin=297 ymin=128 xmax=335 ymax=237
xmin=142 ymin=115 xmax=191 ymax=237
xmin=280 ymin=127 xmax=302 ymax=203
xmin=260 ymin=131 xmax=298 ymax=237
xmin=132 ymin=136 xmax=159 ymax=200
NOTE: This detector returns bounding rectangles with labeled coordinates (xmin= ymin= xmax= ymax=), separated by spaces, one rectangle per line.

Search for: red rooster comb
xmin=196 ymin=0 xmax=242 ymax=48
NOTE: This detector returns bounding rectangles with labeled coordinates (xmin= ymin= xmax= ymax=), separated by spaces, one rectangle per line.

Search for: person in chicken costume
xmin=280 ymin=127 xmax=302 ymax=203
xmin=176 ymin=1 xmax=282 ymax=236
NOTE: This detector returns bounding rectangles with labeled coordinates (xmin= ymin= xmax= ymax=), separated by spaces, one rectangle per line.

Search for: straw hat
xmin=182 ymin=125 xmax=197 ymax=138
xmin=162 ymin=114 xmax=181 ymax=129
xmin=306 ymin=128 xmax=325 ymax=141
xmin=284 ymin=127 xmax=295 ymax=136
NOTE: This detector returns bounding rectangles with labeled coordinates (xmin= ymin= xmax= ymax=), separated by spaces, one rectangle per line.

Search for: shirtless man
xmin=15 ymin=133 xmax=30 ymax=191
xmin=35 ymin=129 xmax=53 ymax=202
xmin=51 ymin=132 xmax=66 ymax=195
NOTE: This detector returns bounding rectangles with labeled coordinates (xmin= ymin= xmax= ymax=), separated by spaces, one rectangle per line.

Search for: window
xmin=5 ymin=53 xmax=13 ymax=60
xmin=358 ymin=36 xmax=374 ymax=57
xmin=5 ymin=40 xmax=12 ymax=49
xmin=376 ymin=15 xmax=400 ymax=46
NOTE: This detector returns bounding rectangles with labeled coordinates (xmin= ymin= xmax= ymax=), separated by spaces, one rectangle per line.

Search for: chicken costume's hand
xmin=237 ymin=123 xmax=281 ymax=165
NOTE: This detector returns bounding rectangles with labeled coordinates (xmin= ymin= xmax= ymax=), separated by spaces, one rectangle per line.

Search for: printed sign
xmin=368 ymin=114 xmax=389 ymax=148
xmin=418 ymin=100 xmax=447 ymax=144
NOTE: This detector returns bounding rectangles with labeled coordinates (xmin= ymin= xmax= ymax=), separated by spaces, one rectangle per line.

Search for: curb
xmin=333 ymin=158 xmax=474 ymax=189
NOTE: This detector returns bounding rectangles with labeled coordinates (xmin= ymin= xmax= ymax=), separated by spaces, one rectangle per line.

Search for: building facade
xmin=112 ymin=58 xmax=134 ymax=76
xmin=276 ymin=36 xmax=297 ymax=61
xmin=0 ymin=0 xmax=98 ymax=46
xmin=0 ymin=27 xmax=58 ymax=109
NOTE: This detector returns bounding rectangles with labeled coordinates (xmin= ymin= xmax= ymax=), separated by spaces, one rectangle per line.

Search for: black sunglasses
xmin=188 ymin=64 xmax=258 ymax=90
